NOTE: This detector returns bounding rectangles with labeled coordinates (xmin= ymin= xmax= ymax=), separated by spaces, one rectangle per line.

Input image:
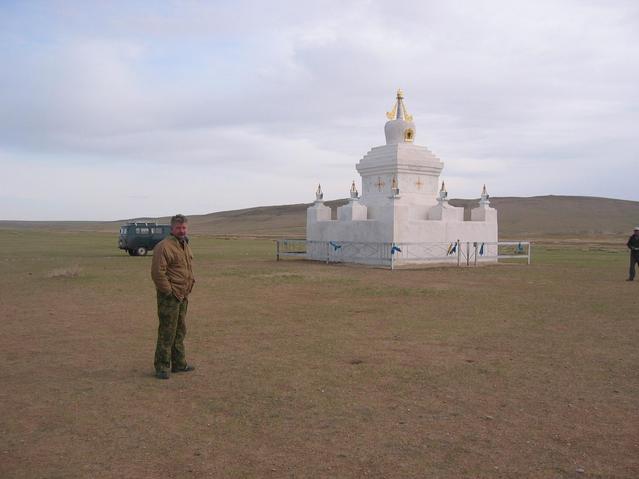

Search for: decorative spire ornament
xmin=391 ymin=175 xmax=400 ymax=196
xmin=386 ymin=88 xmax=413 ymax=121
xmin=438 ymin=181 xmax=448 ymax=204
xmin=315 ymin=184 xmax=323 ymax=202
xmin=384 ymin=89 xmax=416 ymax=145
xmin=350 ymin=181 xmax=359 ymax=199
xmin=479 ymin=184 xmax=490 ymax=206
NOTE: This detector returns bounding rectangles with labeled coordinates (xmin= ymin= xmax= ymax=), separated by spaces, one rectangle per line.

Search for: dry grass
xmin=0 ymin=230 xmax=637 ymax=478
xmin=2 ymin=195 xmax=638 ymax=240
xmin=46 ymin=264 xmax=82 ymax=278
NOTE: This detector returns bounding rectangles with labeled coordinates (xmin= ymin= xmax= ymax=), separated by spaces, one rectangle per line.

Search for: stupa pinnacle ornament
xmin=386 ymin=89 xmax=413 ymax=121
xmin=391 ymin=175 xmax=400 ymax=197
xmin=384 ymin=89 xmax=416 ymax=144
xmin=315 ymin=184 xmax=323 ymax=202
xmin=480 ymin=184 xmax=490 ymax=205
xmin=350 ymin=181 xmax=359 ymax=199
xmin=438 ymin=181 xmax=448 ymax=203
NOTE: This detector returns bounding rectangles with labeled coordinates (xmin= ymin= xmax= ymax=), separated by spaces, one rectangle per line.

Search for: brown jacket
xmin=151 ymin=234 xmax=195 ymax=301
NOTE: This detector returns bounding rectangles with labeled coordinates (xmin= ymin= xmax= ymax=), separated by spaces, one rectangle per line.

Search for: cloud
xmin=0 ymin=0 xmax=638 ymax=219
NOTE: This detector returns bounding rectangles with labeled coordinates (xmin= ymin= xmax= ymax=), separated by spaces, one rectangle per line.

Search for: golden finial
xmin=386 ymin=104 xmax=397 ymax=120
xmin=392 ymin=175 xmax=398 ymax=189
xmin=482 ymin=184 xmax=487 ymax=196
xmin=387 ymin=88 xmax=413 ymax=121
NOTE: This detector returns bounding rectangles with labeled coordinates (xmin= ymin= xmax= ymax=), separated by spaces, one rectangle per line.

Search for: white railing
xmin=326 ymin=240 xmax=393 ymax=266
xmin=276 ymin=240 xmax=531 ymax=269
xmin=492 ymin=241 xmax=532 ymax=264
xmin=391 ymin=241 xmax=462 ymax=265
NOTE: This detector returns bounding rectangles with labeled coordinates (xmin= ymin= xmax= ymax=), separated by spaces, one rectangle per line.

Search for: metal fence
xmin=276 ymin=240 xmax=531 ymax=269
xmin=275 ymin=239 xmax=307 ymax=260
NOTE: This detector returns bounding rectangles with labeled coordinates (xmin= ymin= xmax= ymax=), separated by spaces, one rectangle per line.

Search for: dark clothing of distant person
xmin=151 ymin=234 xmax=195 ymax=374
xmin=627 ymin=234 xmax=639 ymax=281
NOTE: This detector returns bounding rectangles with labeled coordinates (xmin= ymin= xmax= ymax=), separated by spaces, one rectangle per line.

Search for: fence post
xmin=276 ymin=240 xmax=280 ymax=261
xmin=466 ymin=242 xmax=470 ymax=266
xmin=528 ymin=242 xmax=531 ymax=265
xmin=390 ymin=243 xmax=394 ymax=270
xmin=457 ymin=239 xmax=461 ymax=267
xmin=326 ymin=241 xmax=330 ymax=264
xmin=474 ymin=242 xmax=478 ymax=267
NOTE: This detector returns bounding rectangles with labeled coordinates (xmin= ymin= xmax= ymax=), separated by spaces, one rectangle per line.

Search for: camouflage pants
xmin=154 ymin=291 xmax=188 ymax=373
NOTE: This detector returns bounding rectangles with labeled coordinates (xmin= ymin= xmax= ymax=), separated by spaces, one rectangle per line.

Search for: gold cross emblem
xmin=375 ymin=177 xmax=385 ymax=191
xmin=415 ymin=178 xmax=423 ymax=190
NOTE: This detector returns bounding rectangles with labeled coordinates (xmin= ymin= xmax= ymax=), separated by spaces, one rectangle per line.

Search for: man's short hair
xmin=170 ymin=214 xmax=188 ymax=226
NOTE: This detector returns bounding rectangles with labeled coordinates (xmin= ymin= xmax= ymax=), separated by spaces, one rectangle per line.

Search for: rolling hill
xmin=1 ymin=196 xmax=638 ymax=240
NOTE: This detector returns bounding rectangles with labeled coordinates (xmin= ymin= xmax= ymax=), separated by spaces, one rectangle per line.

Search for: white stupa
xmin=307 ymin=89 xmax=498 ymax=266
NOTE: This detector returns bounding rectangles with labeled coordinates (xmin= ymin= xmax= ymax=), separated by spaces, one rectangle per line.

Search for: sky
xmin=1 ymin=0 xmax=638 ymax=221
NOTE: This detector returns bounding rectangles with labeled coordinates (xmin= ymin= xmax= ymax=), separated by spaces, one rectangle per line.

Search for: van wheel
xmin=128 ymin=249 xmax=135 ymax=256
xmin=135 ymin=246 xmax=148 ymax=256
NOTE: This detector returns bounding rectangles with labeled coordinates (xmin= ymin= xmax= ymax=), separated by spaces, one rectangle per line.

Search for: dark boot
xmin=171 ymin=364 xmax=195 ymax=373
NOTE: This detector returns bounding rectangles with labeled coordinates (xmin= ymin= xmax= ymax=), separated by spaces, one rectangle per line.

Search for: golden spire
xmin=386 ymin=88 xmax=413 ymax=121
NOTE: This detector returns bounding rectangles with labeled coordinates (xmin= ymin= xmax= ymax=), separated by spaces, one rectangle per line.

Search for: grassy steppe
xmin=0 ymin=230 xmax=637 ymax=478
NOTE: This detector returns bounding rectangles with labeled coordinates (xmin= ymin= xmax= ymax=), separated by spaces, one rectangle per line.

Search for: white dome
xmin=385 ymin=118 xmax=416 ymax=145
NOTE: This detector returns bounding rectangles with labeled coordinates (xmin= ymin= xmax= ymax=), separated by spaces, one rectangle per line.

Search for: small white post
xmin=474 ymin=242 xmax=478 ymax=267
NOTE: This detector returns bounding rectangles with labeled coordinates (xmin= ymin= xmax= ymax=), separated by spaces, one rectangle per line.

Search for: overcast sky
xmin=1 ymin=0 xmax=637 ymax=220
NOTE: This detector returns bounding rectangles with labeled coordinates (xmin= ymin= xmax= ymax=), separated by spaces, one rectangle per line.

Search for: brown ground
xmin=1 ymin=231 xmax=637 ymax=478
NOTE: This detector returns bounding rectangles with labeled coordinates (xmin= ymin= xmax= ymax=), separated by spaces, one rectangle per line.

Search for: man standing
xmin=627 ymin=227 xmax=639 ymax=281
xmin=151 ymin=214 xmax=196 ymax=379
